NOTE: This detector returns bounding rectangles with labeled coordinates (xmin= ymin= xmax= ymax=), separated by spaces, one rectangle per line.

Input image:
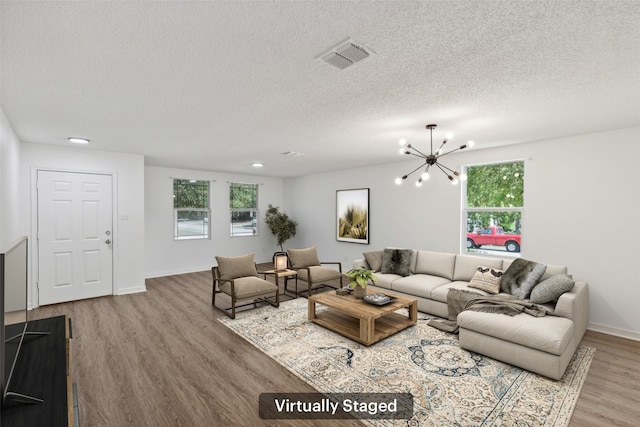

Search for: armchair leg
xmin=230 ymin=296 xmax=236 ymax=319
xmin=211 ymin=267 xmax=217 ymax=306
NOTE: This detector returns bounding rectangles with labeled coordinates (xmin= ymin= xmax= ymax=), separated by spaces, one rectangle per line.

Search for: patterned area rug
xmin=219 ymin=298 xmax=594 ymax=427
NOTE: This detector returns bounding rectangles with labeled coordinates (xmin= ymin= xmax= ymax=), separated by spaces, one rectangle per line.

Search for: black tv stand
xmin=5 ymin=330 xmax=50 ymax=343
xmin=3 ymin=325 xmax=49 ymax=405
xmin=2 ymin=316 xmax=76 ymax=426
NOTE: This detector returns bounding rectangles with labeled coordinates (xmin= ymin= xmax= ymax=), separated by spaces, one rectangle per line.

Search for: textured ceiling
xmin=2 ymin=1 xmax=639 ymax=177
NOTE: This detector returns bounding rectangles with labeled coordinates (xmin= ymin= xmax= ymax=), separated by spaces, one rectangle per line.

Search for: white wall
xmin=0 ymin=109 xmax=22 ymax=249
xmin=20 ymin=142 xmax=146 ymax=306
xmin=283 ymin=127 xmax=640 ymax=340
xmin=7 ymin=117 xmax=639 ymax=339
xmin=144 ymin=166 xmax=285 ymax=278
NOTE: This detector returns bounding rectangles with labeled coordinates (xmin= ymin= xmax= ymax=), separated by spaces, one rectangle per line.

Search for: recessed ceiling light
xmin=251 ymin=162 xmax=264 ymax=168
xmin=68 ymin=137 xmax=90 ymax=144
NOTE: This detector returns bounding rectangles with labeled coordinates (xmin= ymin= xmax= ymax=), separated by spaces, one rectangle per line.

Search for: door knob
xmin=105 ymin=239 xmax=112 ymax=244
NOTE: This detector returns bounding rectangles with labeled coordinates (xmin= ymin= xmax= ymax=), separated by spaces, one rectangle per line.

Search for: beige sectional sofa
xmin=353 ymin=250 xmax=589 ymax=380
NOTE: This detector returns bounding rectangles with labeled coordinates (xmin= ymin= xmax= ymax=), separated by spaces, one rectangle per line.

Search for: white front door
xmin=37 ymin=170 xmax=113 ymax=305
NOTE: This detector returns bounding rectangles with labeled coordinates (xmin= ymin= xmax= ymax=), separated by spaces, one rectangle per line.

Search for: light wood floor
xmin=30 ymin=268 xmax=640 ymax=427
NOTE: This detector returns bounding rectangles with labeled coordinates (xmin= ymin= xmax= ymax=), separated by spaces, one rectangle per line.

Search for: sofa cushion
xmin=381 ymin=248 xmax=412 ymax=276
xmin=218 ymin=276 xmax=277 ymax=299
xmin=453 ymin=255 xmax=504 ymax=281
xmin=457 ymin=310 xmax=574 ymax=356
xmin=363 ymin=251 xmax=383 ymax=272
xmin=414 ymin=250 xmax=456 ymax=280
xmin=392 ymin=274 xmax=451 ymax=299
xmin=468 ymin=266 xmax=503 ymax=294
xmin=215 ymin=253 xmax=258 ymax=281
xmin=288 ymin=247 xmax=321 ymax=268
xmin=501 ymin=258 xmax=547 ymax=298
xmin=296 ymin=265 xmax=343 ymax=283
xmin=372 ymin=273 xmax=401 ymax=289
xmin=529 ymin=274 xmax=575 ymax=304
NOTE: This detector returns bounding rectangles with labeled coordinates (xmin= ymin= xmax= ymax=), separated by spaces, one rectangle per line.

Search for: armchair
xmin=212 ymin=253 xmax=279 ymax=319
xmin=287 ymin=247 xmax=343 ymax=297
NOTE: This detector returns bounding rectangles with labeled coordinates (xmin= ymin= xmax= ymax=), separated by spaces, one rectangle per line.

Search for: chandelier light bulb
xmin=446 ymin=132 xmax=453 ymax=140
xmin=399 ymin=148 xmax=406 ymax=155
xmin=467 ymin=140 xmax=475 ymax=148
xmin=395 ymin=177 xmax=403 ymax=185
xmin=415 ymin=179 xmax=423 ymax=187
xmin=421 ymin=172 xmax=430 ymax=180
xmin=399 ymin=138 xmax=407 ymax=146
xmin=459 ymin=173 xmax=468 ymax=181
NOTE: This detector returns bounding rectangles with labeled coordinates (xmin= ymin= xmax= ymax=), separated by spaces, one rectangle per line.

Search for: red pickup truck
xmin=466 ymin=226 xmax=521 ymax=252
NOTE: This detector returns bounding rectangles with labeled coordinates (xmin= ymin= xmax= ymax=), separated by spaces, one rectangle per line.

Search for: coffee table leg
xmin=409 ymin=301 xmax=418 ymax=322
xmin=308 ymin=300 xmax=316 ymax=320
xmin=360 ymin=318 xmax=374 ymax=343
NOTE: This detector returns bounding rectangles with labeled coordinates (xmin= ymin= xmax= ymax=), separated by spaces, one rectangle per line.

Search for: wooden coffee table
xmin=308 ymin=289 xmax=417 ymax=346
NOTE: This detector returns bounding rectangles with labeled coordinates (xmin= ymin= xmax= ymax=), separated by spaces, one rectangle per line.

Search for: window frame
xmin=229 ymin=182 xmax=259 ymax=237
xmin=462 ymin=159 xmax=524 ymax=256
xmin=173 ymin=179 xmax=211 ymax=241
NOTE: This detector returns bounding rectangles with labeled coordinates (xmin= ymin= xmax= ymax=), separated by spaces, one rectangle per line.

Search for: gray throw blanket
xmin=428 ymin=288 xmax=548 ymax=333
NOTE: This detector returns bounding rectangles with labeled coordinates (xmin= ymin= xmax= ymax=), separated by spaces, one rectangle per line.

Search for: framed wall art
xmin=336 ymin=188 xmax=369 ymax=244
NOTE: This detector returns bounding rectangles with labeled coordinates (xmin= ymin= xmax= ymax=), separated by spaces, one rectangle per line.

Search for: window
xmin=173 ymin=179 xmax=210 ymax=240
xmin=229 ymin=182 xmax=258 ymax=237
xmin=463 ymin=161 xmax=524 ymax=255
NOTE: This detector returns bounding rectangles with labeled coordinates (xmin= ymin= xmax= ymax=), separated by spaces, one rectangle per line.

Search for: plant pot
xmin=354 ymin=285 xmax=367 ymax=299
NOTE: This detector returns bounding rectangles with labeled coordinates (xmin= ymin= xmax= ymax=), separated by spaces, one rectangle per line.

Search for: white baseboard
xmin=145 ymin=260 xmax=273 ymax=280
xmin=145 ymin=266 xmax=211 ymax=279
xmin=116 ymin=286 xmax=147 ymax=296
xmin=588 ymin=322 xmax=640 ymax=342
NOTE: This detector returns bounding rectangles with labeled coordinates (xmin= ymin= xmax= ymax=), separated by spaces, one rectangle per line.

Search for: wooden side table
xmin=261 ymin=269 xmax=298 ymax=298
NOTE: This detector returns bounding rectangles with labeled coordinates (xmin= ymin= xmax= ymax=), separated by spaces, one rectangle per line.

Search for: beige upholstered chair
xmin=212 ymin=253 xmax=279 ymax=319
xmin=287 ymin=247 xmax=343 ymax=297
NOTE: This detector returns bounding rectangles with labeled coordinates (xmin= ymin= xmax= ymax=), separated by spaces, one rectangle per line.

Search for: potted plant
xmin=264 ymin=204 xmax=297 ymax=254
xmin=346 ymin=267 xmax=377 ymax=299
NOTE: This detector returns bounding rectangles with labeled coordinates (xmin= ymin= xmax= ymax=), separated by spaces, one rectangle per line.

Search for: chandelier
xmin=395 ymin=124 xmax=474 ymax=186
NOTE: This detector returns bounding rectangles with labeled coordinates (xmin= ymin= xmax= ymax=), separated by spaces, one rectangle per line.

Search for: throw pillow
xmin=380 ymin=248 xmax=412 ymax=276
xmin=215 ymin=253 xmax=258 ymax=281
xmin=468 ymin=266 xmax=503 ymax=294
xmin=363 ymin=251 xmax=383 ymax=272
xmin=529 ymin=274 xmax=575 ymax=304
xmin=501 ymin=258 xmax=547 ymax=299
xmin=287 ymin=247 xmax=321 ymax=269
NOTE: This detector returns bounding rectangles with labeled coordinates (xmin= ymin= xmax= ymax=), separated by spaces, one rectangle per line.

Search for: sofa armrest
xmin=352 ymin=259 xmax=369 ymax=270
xmin=554 ymin=281 xmax=589 ymax=339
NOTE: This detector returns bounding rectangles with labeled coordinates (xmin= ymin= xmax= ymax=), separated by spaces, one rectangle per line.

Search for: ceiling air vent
xmin=318 ymin=38 xmax=375 ymax=70
xmin=282 ymin=151 xmax=303 ymax=157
